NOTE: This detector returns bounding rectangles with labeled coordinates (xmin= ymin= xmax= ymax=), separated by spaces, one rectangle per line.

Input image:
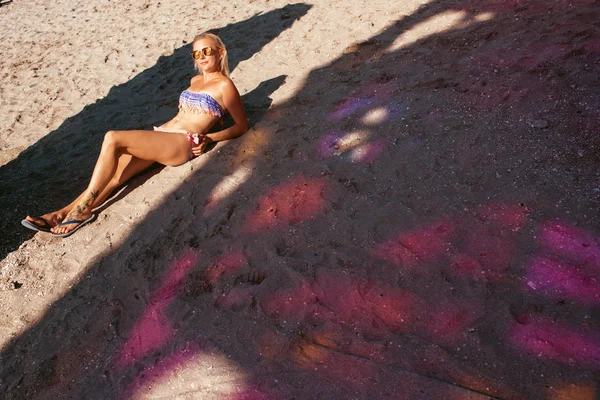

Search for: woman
xmin=22 ymin=33 xmax=248 ymax=237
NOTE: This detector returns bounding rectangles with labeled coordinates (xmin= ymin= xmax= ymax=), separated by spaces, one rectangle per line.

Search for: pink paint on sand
xmin=364 ymin=284 xmax=419 ymax=333
xmin=444 ymin=203 xmax=527 ymax=282
xmin=260 ymin=281 xmax=317 ymax=323
xmin=422 ymin=300 xmax=483 ymax=346
xmin=259 ymin=268 xmax=420 ymax=338
xmin=311 ymin=269 xmax=364 ymax=321
xmin=311 ymin=269 xmax=419 ymax=334
xmin=525 ymin=257 xmax=600 ymax=305
xmin=464 ymin=228 xmax=514 ymax=273
xmin=450 ymin=253 xmax=483 ymax=279
xmin=113 ymin=248 xmax=199 ymax=370
xmin=508 ymin=315 xmax=600 ymax=369
xmin=115 ymin=303 xmax=174 ymax=369
xmin=372 ymin=222 xmax=454 ymax=268
xmin=245 ymin=176 xmax=327 ymax=233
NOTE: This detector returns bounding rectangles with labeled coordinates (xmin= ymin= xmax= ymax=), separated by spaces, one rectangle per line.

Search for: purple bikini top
xmin=179 ymin=90 xmax=223 ymax=117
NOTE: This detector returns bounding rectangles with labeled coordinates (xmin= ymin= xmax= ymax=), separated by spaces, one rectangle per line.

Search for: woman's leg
xmin=26 ymin=154 xmax=156 ymax=228
xmin=51 ymin=129 xmax=190 ymax=235
xmin=92 ymin=153 xmax=157 ymax=209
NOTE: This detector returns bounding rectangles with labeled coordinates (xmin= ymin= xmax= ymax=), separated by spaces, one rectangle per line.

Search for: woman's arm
xmin=209 ymin=80 xmax=249 ymax=141
xmin=192 ymin=80 xmax=248 ymax=155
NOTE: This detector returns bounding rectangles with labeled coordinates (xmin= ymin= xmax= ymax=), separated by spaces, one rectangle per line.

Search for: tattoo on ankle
xmin=76 ymin=190 xmax=100 ymax=215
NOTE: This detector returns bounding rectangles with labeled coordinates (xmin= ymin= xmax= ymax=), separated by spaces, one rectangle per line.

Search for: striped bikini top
xmin=178 ymin=90 xmax=223 ymax=117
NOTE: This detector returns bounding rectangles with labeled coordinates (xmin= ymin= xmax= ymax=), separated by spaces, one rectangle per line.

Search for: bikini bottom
xmin=153 ymin=126 xmax=200 ymax=161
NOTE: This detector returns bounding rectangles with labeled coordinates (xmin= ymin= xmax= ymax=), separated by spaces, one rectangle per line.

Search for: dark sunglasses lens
xmin=202 ymin=47 xmax=213 ymax=56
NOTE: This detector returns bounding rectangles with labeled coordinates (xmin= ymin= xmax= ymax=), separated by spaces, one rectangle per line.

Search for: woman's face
xmin=192 ymin=38 xmax=222 ymax=74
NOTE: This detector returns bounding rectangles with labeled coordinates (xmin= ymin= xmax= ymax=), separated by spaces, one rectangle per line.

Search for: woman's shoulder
xmin=216 ymin=76 xmax=240 ymax=96
xmin=190 ymin=74 xmax=203 ymax=85
xmin=217 ymin=76 xmax=236 ymax=90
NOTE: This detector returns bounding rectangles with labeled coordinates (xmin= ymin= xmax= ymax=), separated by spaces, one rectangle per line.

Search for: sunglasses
xmin=190 ymin=47 xmax=219 ymax=60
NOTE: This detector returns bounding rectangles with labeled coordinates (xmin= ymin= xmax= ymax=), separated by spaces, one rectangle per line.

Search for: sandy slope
xmin=1 ymin=0 xmax=599 ymax=399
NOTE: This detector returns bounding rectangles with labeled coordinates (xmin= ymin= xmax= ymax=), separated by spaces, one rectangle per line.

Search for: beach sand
xmin=1 ymin=0 xmax=599 ymax=398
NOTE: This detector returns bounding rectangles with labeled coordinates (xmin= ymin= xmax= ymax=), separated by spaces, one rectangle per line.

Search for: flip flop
xmin=51 ymin=214 xmax=97 ymax=238
xmin=21 ymin=217 xmax=53 ymax=233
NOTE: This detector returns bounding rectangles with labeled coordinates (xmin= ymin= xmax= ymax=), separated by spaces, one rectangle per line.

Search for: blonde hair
xmin=192 ymin=32 xmax=230 ymax=77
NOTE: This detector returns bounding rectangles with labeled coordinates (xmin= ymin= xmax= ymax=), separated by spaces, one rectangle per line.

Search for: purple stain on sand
xmin=395 ymin=136 xmax=423 ymax=153
xmin=538 ymin=220 xmax=600 ymax=268
xmin=525 ymin=256 xmax=600 ymax=305
xmin=386 ymin=99 xmax=410 ymax=120
xmin=329 ymin=97 xmax=375 ymax=121
xmin=351 ymin=138 xmax=386 ymax=163
xmin=316 ymin=132 xmax=342 ymax=157
xmin=330 ymin=97 xmax=408 ymax=123
xmin=509 ymin=316 xmax=600 ymax=369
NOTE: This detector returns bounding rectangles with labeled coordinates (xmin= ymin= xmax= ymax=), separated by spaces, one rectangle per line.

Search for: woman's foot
xmin=50 ymin=207 xmax=95 ymax=237
xmin=50 ymin=212 xmax=96 ymax=237
xmin=51 ymin=190 xmax=99 ymax=237
xmin=24 ymin=211 xmax=67 ymax=230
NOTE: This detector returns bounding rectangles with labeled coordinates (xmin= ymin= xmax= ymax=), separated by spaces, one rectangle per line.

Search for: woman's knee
xmin=103 ymin=130 xmax=120 ymax=148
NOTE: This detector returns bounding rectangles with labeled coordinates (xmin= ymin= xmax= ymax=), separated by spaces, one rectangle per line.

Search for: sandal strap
xmin=58 ymin=219 xmax=85 ymax=226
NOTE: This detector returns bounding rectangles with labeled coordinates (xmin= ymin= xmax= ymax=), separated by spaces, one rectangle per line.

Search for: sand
xmin=0 ymin=0 xmax=599 ymax=398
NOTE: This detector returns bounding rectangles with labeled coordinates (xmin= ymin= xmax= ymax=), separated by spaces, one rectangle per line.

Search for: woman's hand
xmin=191 ymin=134 xmax=213 ymax=156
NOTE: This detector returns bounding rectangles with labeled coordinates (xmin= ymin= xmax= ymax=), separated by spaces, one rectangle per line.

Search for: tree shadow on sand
xmin=0 ymin=3 xmax=311 ymax=260
xmin=1 ymin=0 xmax=599 ymax=399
